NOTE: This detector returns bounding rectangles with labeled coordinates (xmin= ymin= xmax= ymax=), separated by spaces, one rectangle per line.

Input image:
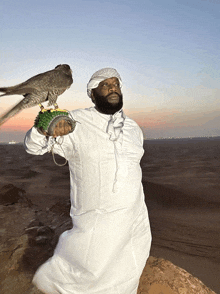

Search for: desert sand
xmin=0 ymin=140 xmax=219 ymax=293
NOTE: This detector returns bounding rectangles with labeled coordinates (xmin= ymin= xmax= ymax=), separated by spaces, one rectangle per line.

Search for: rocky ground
xmin=0 ymin=184 xmax=216 ymax=294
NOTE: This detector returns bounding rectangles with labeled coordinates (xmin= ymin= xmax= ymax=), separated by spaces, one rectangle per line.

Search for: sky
xmin=0 ymin=0 xmax=220 ymax=141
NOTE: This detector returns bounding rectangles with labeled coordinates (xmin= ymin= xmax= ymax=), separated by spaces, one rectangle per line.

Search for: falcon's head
xmin=55 ymin=64 xmax=72 ymax=75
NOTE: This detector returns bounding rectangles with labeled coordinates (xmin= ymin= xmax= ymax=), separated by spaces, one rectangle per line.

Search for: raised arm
xmin=24 ymin=118 xmax=75 ymax=159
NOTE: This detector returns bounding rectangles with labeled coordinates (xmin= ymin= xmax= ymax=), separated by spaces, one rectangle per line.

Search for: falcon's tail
xmin=0 ymin=101 xmax=24 ymax=127
xmin=0 ymin=84 xmax=33 ymax=97
xmin=0 ymin=87 xmax=8 ymax=92
xmin=0 ymin=88 xmax=8 ymax=97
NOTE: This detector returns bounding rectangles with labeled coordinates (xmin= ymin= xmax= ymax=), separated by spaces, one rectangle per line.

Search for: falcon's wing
xmin=21 ymin=69 xmax=73 ymax=91
xmin=0 ymin=67 xmax=73 ymax=97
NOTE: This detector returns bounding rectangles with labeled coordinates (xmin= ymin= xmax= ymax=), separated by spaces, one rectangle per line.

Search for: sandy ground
xmin=0 ymin=143 xmax=219 ymax=293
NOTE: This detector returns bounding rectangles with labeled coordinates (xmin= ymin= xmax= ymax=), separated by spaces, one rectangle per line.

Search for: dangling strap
xmin=106 ymin=110 xmax=126 ymax=192
xmin=112 ymin=141 xmax=119 ymax=193
xmin=51 ymin=137 xmax=68 ymax=167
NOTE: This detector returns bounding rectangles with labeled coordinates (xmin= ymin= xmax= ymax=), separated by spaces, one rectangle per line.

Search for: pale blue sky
xmin=0 ymin=0 xmax=220 ymax=141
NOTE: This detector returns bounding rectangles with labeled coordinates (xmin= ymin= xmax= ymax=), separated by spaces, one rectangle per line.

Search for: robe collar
xmin=91 ymin=107 xmax=126 ymax=144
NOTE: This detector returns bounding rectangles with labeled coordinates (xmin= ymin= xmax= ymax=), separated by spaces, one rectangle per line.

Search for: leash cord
xmin=51 ymin=137 xmax=68 ymax=167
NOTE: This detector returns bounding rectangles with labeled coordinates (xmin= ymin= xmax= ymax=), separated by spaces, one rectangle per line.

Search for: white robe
xmin=24 ymin=107 xmax=151 ymax=294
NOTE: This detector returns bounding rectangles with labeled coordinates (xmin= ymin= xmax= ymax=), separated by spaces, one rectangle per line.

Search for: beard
xmin=92 ymin=91 xmax=123 ymax=115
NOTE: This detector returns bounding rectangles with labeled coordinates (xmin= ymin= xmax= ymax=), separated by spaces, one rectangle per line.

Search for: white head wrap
xmin=87 ymin=68 xmax=122 ymax=98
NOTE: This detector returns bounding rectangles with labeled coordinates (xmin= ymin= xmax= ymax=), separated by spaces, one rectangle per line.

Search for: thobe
xmin=24 ymin=107 xmax=151 ymax=294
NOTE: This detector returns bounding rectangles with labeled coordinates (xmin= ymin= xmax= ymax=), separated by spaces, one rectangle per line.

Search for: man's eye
xmin=101 ymin=82 xmax=120 ymax=89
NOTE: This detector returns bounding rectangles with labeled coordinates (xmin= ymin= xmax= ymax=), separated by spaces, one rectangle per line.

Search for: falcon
xmin=0 ymin=64 xmax=73 ymax=126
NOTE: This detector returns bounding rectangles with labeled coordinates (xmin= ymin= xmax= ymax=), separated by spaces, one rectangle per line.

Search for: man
xmin=24 ymin=68 xmax=152 ymax=294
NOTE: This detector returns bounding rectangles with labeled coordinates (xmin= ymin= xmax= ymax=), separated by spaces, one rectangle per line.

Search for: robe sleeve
xmin=139 ymin=127 xmax=144 ymax=146
xmin=24 ymin=127 xmax=74 ymax=159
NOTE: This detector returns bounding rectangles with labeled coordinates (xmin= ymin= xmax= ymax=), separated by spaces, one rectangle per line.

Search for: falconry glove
xmin=34 ymin=109 xmax=76 ymax=137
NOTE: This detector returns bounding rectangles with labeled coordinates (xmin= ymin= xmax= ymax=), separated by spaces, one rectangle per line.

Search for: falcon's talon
xmin=51 ymin=108 xmax=67 ymax=113
xmin=39 ymin=104 xmax=44 ymax=111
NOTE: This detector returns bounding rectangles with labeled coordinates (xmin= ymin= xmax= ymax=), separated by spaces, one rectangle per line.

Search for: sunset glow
xmin=1 ymin=0 xmax=220 ymax=141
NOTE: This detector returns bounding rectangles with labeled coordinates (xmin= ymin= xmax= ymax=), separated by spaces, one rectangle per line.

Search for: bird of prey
xmin=0 ymin=64 xmax=73 ymax=126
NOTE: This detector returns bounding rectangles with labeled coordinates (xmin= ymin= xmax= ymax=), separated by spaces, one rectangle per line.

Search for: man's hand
xmin=52 ymin=119 xmax=72 ymax=137
xmin=37 ymin=118 xmax=75 ymax=137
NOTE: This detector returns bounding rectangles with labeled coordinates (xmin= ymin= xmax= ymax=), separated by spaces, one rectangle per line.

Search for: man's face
xmin=91 ymin=77 xmax=123 ymax=115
